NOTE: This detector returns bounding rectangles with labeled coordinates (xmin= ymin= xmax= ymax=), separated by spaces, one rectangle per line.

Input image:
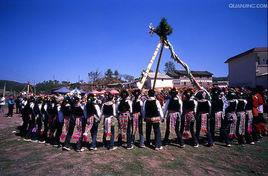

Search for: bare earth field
xmin=0 ymin=112 xmax=267 ymax=176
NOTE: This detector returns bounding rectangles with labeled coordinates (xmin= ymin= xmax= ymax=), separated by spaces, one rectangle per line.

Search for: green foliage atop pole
xmin=154 ymin=18 xmax=173 ymax=40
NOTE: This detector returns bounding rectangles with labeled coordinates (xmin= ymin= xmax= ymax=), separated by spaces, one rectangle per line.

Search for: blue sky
xmin=0 ymin=0 xmax=267 ymax=83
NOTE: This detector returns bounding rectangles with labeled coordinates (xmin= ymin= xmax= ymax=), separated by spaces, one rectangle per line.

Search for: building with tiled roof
xmin=167 ymin=70 xmax=213 ymax=88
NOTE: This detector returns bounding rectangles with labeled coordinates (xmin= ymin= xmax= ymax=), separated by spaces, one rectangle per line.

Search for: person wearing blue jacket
xmin=7 ymin=96 xmax=15 ymax=118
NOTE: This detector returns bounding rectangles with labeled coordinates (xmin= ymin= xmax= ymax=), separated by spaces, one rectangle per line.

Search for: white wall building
xmin=167 ymin=70 xmax=213 ymax=88
xmin=144 ymin=72 xmax=174 ymax=89
xmin=225 ymin=47 xmax=268 ymax=88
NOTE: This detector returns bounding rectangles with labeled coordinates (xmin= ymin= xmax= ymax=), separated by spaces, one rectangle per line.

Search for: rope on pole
xmin=164 ymin=40 xmax=211 ymax=100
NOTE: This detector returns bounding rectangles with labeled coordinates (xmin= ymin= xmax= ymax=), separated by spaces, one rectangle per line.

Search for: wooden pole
xmin=137 ymin=42 xmax=162 ymax=89
xmin=3 ymin=82 xmax=6 ymax=97
xmin=27 ymin=83 xmax=30 ymax=95
xmin=153 ymin=42 xmax=164 ymax=90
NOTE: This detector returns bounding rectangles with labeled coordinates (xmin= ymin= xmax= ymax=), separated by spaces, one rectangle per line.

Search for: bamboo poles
xmin=152 ymin=42 xmax=164 ymax=90
xmin=164 ymin=40 xmax=211 ymax=100
xmin=137 ymin=42 xmax=162 ymax=90
xmin=137 ymin=18 xmax=211 ymax=100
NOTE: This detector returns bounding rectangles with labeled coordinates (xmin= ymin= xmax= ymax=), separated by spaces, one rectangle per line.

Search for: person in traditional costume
xmin=195 ymin=90 xmax=213 ymax=147
xmin=181 ymin=89 xmax=199 ymax=147
xmin=222 ymin=90 xmax=238 ymax=147
xmin=40 ymin=96 xmax=49 ymax=143
xmin=162 ymin=88 xmax=184 ymax=148
xmin=62 ymin=96 xmax=83 ymax=151
xmin=117 ymin=89 xmax=133 ymax=149
xmin=131 ymin=89 xmax=145 ymax=148
xmin=7 ymin=96 xmax=15 ymax=117
xmin=51 ymin=97 xmax=64 ymax=148
xmin=23 ymin=96 xmax=36 ymax=141
xmin=75 ymin=95 xmax=89 ymax=152
xmin=33 ymin=97 xmax=44 ymax=142
xmin=244 ymin=89 xmax=255 ymax=144
xmin=101 ymin=92 xmax=117 ymax=150
xmin=85 ymin=94 xmax=101 ymax=150
xmin=252 ymin=87 xmax=267 ymax=142
xmin=236 ymin=90 xmax=247 ymax=145
xmin=15 ymin=96 xmax=21 ymax=114
xmin=20 ymin=97 xmax=31 ymax=138
xmin=46 ymin=96 xmax=58 ymax=144
xmin=143 ymin=89 xmax=164 ymax=150
xmin=210 ymin=87 xmax=224 ymax=142
xmin=59 ymin=97 xmax=72 ymax=145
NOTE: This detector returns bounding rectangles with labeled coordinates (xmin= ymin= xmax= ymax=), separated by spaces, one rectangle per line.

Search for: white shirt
xmin=0 ymin=97 xmax=5 ymax=105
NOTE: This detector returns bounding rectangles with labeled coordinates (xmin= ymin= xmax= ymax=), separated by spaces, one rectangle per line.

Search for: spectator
xmin=7 ymin=96 xmax=15 ymax=118
xmin=0 ymin=96 xmax=5 ymax=116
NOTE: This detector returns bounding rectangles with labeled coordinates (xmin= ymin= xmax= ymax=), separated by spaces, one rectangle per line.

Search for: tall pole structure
xmin=3 ymin=82 xmax=6 ymax=97
xmin=137 ymin=42 xmax=162 ymax=90
xmin=138 ymin=18 xmax=211 ymax=99
xmin=152 ymin=42 xmax=164 ymax=90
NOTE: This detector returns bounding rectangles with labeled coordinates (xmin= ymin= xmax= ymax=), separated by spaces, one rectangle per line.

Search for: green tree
xmin=35 ymin=80 xmax=62 ymax=93
xmin=88 ymin=70 xmax=101 ymax=83
xmin=164 ymin=61 xmax=176 ymax=73
xmin=105 ymin=69 xmax=113 ymax=79
xmin=114 ymin=70 xmax=119 ymax=79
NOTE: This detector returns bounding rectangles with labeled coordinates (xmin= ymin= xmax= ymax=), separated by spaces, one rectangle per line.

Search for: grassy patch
xmin=1 ymin=118 xmax=268 ymax=175
xmin=93 ymin=164 xmax=123 ymax=176
xmin=162 ymin=157 xmax=184 ymax=169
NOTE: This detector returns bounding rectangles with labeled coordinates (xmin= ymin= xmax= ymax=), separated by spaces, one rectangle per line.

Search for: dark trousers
xmin=64 ymin=116 xmax=76 ymax=148
xmin=118 ymin=119 xmax=132 ymax=147
xmin=16 ymin=104 xmax=20 ymax=114
xmin=25 ymin=114 xmax=36 ymax=139
xmin=195 ymin=113 xmax=213 ymax=145
xmin=164 ymin=115 xmax=184 ymax=146
xmin=36 ymin=114 xmax=44 ymax=140
xmin=91 ymin=121 xmax=99 ymax=148
xmin=132 ymin=116 xmax=144 ymax=146
xmin=220 ymin=118 xmax=231 ymax=145
xmin=0 ymin=105 xmax=4 ymax=114
xmin=103 ymin=126 xmax=115 ymax=149
xmin=21 ymin=113 xmax=30 ymax=136
xmin=48 ymin=115 xmax=57 ymax=141
xmin=236 ymin=114 xmax=246 ymax=144
xmin=53 ymin=120 xmax=64 ymax=145
xmin=7 ymin=105 xmax=14 ymax=117
xmin=252 ymin=116 xmax=261 ymax=141
xmin=145 ymin=122 xmax=162 ymax=148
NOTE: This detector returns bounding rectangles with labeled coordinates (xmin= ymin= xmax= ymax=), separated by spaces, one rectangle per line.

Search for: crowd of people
xmin=1 ymin=86 xmax=267 ymax=152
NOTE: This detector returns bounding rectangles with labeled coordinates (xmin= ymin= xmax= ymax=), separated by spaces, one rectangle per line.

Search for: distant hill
xmin=0 ymin=80 xmax=26 ymax=95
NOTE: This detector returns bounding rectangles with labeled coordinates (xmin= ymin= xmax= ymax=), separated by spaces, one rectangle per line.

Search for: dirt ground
xmin=0 ymin=112 xmax=267 ymax=176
